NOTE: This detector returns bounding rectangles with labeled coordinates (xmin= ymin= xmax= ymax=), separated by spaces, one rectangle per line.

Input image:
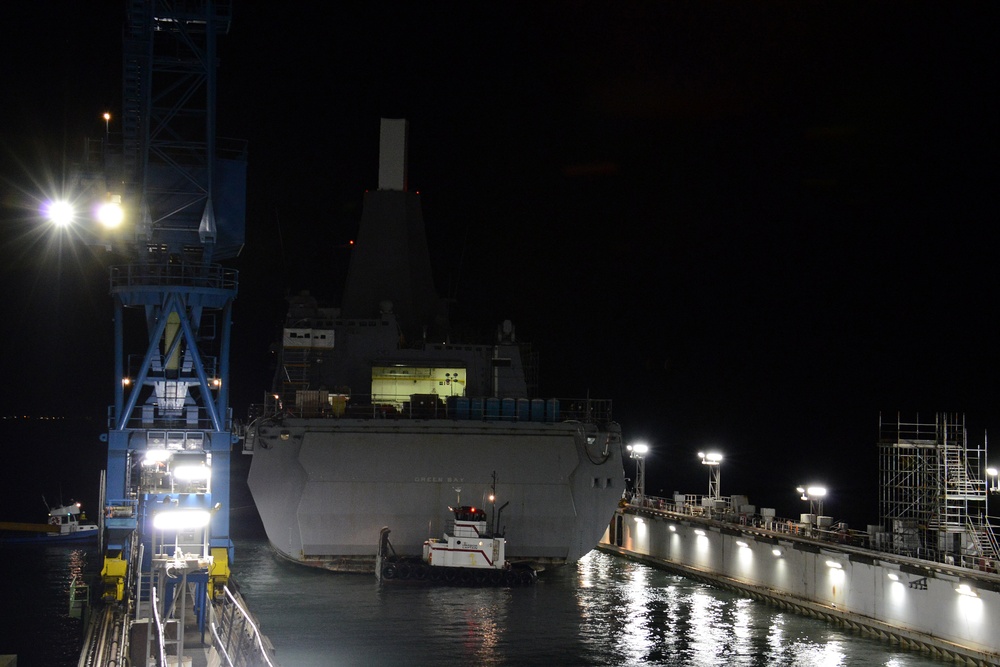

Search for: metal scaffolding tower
xmin=878 ymin=413 xmax=994 ymax=566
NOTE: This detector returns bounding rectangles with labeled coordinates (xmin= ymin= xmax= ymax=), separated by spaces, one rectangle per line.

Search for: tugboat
xmin=0 ymin=500 xmax=99 ymax=543
xmin=377 ymin=504 xmax=537 ymax=586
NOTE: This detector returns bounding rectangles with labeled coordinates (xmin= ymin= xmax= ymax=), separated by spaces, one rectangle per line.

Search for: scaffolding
xmin=878 ymin=412 xmax=995 ymax=566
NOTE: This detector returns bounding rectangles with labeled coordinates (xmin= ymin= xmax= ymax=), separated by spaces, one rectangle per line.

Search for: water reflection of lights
xmin=732 ymin=597 xmax=753 ymax=652
xmin=688 ymin=589 xmax=728 ymax=663
xmin=797 ymin=639 xmax=847 ymax=666
xmin=571 ymin=552 xmax=941 ymax=666
xmin=620 ymin=558 xmax=654 ymax=661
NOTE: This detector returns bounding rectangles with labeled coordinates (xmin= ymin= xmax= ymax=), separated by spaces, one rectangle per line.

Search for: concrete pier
xmin=600 ymin=503 xmax=1000 ymax=666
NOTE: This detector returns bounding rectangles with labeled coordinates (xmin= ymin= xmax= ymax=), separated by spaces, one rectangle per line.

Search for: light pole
xmin=626 ymin=443 xmax=648 ymax=504
xmin=797 ymin=485 xmax=827 ymax=519
xmin=698 ymin=451 xmax=722 ymax=502
xmin=987 ymin=468 xmax=998 ymax=520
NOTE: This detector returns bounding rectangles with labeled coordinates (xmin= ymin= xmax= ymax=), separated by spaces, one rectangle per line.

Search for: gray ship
xmin=245 ymin=119 xmax=625 ymax=572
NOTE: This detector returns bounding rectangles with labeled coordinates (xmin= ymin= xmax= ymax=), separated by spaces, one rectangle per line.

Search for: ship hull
xmin=247 ymin=418 xmax=625 ymax=572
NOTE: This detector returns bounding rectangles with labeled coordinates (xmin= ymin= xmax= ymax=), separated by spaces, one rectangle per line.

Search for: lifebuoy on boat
xmin=49 ymin=516 xmax=61 ymax=526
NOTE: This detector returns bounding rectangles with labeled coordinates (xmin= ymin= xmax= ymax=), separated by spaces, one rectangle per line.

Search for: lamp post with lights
xmin=699 ymin=451 xmax=723 ymax=502
xmin=627 ymin=443 xmax=649 ymax=504
xmin=797 ymin=485 xmax=827 ymax=520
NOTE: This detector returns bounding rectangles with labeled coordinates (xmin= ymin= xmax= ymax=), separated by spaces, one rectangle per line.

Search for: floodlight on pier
xmin=797 ymin=485 xmax=827 ymax=517
xmin=699 ymin=451 xmax=723 ymax=501
xmin=626 ymin=442 xmax=649 ymax=503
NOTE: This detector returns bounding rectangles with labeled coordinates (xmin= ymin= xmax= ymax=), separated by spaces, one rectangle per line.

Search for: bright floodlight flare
xmin=46 ymin=200 xmax=75 ymax=226
xmin=152 ymin=508 xmax=211 ymax=530
xmin=172 ymin=463 xmax=211 ymax=481
xmin=806 ymin=486 xmax=827 ymax=497
xmin=97 ymin=195 xmax=124 ymax=228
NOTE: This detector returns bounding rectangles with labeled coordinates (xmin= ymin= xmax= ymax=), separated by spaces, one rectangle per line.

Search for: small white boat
xmin=0 ymin=501 xmax=99 ymax=544
xmin=46 ymin=502 xmax=99 ymax=541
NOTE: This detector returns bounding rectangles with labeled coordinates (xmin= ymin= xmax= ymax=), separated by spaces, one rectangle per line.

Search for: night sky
xmin=1 ymin=2 xmax=997 ymax=527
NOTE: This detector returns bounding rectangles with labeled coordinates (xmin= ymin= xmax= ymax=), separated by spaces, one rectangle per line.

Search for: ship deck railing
xmin=627 ymin=494 xmax=1000 ymax=575
xmin=109 ymin=262 xmax=238 ymax=291
xmin=249 ymin=393 xmax=613 ymax=425
xmin=107 ymin=404 xmax=234 ymax=433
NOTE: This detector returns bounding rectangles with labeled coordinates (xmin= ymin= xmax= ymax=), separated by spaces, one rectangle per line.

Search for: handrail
xmin=627 ymin=494 xmax=1000 ymax=573
xmin=250 ymin=393 xmax=614 ymax=425
xmin=110 ymin=263 xmax=238 ymax=291
xmin=209 ymin=584 xmax=278 ymax=667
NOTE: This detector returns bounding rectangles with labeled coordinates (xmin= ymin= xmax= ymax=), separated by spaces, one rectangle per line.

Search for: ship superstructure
xmin=246 ymin=119 xmax=625 ymax=572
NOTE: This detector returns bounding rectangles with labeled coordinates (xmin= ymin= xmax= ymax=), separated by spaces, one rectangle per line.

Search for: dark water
xmin=0 ymin=541 xmax=93 ymax=666
xmin=0 ymin=423 xmax=947 ymax=667
xmin=232 ymin=541 xmax=944 ymax=667
xmin=0 ymin=530 xmax=951 ymax=667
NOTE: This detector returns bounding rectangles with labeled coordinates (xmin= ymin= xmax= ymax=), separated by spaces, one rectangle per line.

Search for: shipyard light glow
xmin=45 ymin=200 xmax=75 ymax=226
xmin=152 ymin=509 xmax=211 ymax=530
xmin=97 ymin=195 xmax=124 ymax=228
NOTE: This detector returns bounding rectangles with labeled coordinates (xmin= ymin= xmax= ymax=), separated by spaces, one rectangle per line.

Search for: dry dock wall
xmin=599 ymin=508 xmax=1000 ymax=666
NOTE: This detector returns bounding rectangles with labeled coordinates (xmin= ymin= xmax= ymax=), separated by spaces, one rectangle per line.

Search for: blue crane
xmin=58 ymin=1 xmax=246 ymax=613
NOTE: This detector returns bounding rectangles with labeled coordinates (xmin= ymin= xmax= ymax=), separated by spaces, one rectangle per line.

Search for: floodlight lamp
xmin=956 ymin=584 xmax=977 ymax=597
xmin=796 ymin=486 xmax=805 ymax=494
xmin=172 ymin=464 xmax=210 ymax=481
xmin=46 ymin=200 xmax=75 ymax=227
xmin=631 ymin=443 xmax=649 ymax=455
xmin=97 ymin=195 xmax=124 ymax=228
xmin=700 ymin=451 xmax=722 ymax=465
xmin=103 ymin=112 xmax=111 ymax=122
xmin=152 ymin=509 xmax=211 ymax=530
xmin=142 ymin=449 xmax=172 ymax=466
xmin=825 ymin=560 xmax=842 ymax=569
xmin=806 ymin=486 xmax=827 ymax=497
xmin=987 ymin=468 xmax=998 ymax=477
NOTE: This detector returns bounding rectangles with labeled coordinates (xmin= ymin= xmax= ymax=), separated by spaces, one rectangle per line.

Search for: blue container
xmin=470 ymin=398 xmax=484 ymax=420
xmin=516 ymin=398 xmax=530 ymax=421
xmin=486 ymin=397 xmax=500 ymax=421
xmin=546 ymin=398 xmax=560 ymax=422
xmin=502 ymin=398 xmax=515 ymax=420
xmin=531 ymin=398 xmax=545 ymax=422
